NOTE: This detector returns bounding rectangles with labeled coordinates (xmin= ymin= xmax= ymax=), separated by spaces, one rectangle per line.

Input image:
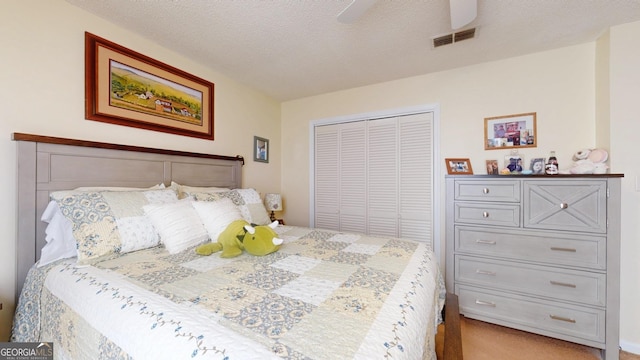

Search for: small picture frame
xmin=445 ymin=158 xmax=473 ymax=175
xmin=253 ymin=136 xmax=269 ymax=163
xmin=504 ymin=154 xmax=524 ymax=173
xmin=530 ymin=157 xmax=546 ymax=174
xmin=486 ymin=160 xmax=499 ymax=175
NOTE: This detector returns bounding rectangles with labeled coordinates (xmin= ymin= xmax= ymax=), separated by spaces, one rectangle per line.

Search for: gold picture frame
xmin=445 ymin=158 xmax=473 ymax=175
xmin=85 ymin=32 xmax=214 ymax=140
xmin=484 ymin=112 xmax=536 ymax=150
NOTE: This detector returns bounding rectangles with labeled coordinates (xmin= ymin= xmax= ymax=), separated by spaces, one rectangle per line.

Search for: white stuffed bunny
xmin=563 ymin=148 xmax=609 ymax=174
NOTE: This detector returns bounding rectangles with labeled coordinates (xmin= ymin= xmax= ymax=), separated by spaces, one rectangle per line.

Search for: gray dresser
xmin=445 ymin=175 xmax=622 ymax=360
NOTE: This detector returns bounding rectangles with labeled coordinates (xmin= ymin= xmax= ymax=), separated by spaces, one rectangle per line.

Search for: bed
xmin=10 ymin=133 xmax=458 ymax=360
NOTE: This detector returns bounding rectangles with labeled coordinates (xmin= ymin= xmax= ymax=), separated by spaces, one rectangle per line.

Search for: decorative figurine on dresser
xmin=445 ymin=174 xmax=623 ymax=360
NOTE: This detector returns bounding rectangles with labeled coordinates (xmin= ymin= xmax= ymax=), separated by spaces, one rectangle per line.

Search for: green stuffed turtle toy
xmin=195 ymin=220 xmax=283 ymax=258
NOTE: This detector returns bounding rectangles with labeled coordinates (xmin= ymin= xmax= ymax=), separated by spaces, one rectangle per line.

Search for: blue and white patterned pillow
xmin=50 ymin=189 xmax=179 ymax=264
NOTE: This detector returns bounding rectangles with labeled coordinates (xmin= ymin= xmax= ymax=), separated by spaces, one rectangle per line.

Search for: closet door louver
xmin=314 ymin=125 xmax=340 ymax=230
xmin=367 ymin=117 xmax=398 ymax=237
xmin=338 ymin=122 xmax=367 ymax=233
xmin=398 ymin=113 xmax=433 ymax=239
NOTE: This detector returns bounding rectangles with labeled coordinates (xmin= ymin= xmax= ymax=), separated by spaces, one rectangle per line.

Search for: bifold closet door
xmin=397 ymin=112 xmax=432 ymax=240
xmin=314 ymin=121 xmax=366 ymax=232
xmin=314 ymin=112 xmax=433 ymax=244
xmin=367 ymin=117 xmax=398 ymax=236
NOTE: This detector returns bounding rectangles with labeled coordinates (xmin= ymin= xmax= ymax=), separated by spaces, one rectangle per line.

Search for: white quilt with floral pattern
xmin=12 ymin=225 xmax=446 ymax=360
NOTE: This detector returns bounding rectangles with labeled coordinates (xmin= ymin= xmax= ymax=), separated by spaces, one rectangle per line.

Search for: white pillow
xmin=144 ymin=199 xmax=209 ymax=254
xmin=39 ymin=201 xmax=77 ymax=267
xmin=192 ymin=198 xmax=243 ymax=242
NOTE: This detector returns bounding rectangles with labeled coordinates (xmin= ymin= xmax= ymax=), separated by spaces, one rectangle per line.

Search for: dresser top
xmin=446 ymin=174 xmax=624 ymax=178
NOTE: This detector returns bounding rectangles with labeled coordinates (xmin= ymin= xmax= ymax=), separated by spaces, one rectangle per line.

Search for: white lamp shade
xmin=264 ymin=193 xmax=283 ymax=211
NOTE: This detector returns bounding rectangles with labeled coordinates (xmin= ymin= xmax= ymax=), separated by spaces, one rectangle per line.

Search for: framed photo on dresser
xmin=445 ymin=158 xmax=473 ymax=175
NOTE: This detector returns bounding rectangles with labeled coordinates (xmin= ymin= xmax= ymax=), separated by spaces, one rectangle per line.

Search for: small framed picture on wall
xmin=254 ymin=136 xmax=269 ymax=163
xmin=484 ymin=112 xmax=537 ymax=150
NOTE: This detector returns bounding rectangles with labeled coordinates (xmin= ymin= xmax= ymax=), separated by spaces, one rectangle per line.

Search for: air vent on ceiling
xmin=432 ymin=27 xmax=476 ymax=48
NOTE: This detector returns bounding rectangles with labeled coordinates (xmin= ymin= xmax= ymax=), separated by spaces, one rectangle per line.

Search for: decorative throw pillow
xmin=50 ymin=189 xmax=179 ymax=264
xmin=191 ymin=188 xmax=271 ymax=225
xmin=143 ymin=199 xmax=209 ymax=254
xmin=170 ymin=181 xmax=229 ymax=199
xmin=192 ymin=198 xmax=244 ymax=242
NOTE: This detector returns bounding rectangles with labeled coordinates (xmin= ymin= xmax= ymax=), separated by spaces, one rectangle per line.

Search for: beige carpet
xmin=436 ymin=316 xmax=640 ymax=360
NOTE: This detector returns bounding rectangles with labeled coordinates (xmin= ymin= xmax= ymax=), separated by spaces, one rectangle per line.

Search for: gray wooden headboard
xmin=13 ymin=133 xmax=244 ymax=299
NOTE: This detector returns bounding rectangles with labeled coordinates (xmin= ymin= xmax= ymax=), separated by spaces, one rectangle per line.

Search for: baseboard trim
xmin=620 ymin=340 xmax=640 ymax=355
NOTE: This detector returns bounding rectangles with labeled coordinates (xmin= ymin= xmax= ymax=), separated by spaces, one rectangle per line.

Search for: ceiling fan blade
xmin=337 ymin=0 xmax=378 ymax=23
xmin=450 ymin=0 xmax=477 ymax=29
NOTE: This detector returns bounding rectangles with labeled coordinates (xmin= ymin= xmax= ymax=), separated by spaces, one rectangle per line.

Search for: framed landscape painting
xmin=85 ymin=32 xmax=215 ymax=140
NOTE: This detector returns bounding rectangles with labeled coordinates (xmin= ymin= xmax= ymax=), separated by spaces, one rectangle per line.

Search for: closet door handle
xmin=560 ymin=202 xmax=569 ymax=209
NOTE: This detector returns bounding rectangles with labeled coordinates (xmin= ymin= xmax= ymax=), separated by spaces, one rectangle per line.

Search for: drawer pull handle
xmin=550 ymin=280 xmax=577 ymax=288
xmin=476 ymin=239 xmax=497 ymax=245
xmin=476 ymin=269 xmax=496 ymax=276
xmin=550 ymin=247 xmax=577 ymax=252
xmin=483 ymin=188 xmax=490 ymax=194
xmin=559 ymin=202 xmax=569 ymax=209
xmin=482 ymin=211 xmax=490 ymax=218
xmin=475 ymin=299 xmax=496 ymax=307
xmin=549 ymin=314 xmax=576 ymax=323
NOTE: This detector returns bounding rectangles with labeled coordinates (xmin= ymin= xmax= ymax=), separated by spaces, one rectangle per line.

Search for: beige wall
xmin=282 ymin=31 xmax=639 ymax=352
xmin=0 ymin=0 xmax=281 ymax=340
xmin=608 ymin=20 xmax=640 ymax=354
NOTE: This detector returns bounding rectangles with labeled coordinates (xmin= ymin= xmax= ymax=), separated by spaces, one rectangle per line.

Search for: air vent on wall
xmin=432 ymin=27 xmax=476 ymax=48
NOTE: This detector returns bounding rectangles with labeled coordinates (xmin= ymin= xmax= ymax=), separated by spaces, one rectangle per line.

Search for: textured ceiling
xmin=66 ymin=0 xmax=640 ymax=101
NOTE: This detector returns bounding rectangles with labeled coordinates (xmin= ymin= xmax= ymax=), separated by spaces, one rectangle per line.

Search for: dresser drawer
xmin=455 ymin=226 xmax=606 ymax=269
xmin=454 ymin=180 xmax=520 ymax=202
xmin=524 ymin=180 xmax=607 ymax=234
xmin=455 ymin=256 xmax=606 ymax=306
xmin=454 ymin=202 xmax=520 ymax=227
xmin=457 ymin=285 xmax=605 ymax=343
